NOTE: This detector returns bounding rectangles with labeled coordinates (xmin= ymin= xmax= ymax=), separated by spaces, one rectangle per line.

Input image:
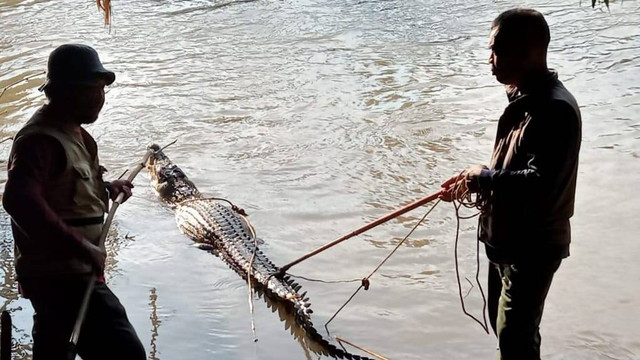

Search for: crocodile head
xmin=146 ymin=144 xmax=201 ymax=204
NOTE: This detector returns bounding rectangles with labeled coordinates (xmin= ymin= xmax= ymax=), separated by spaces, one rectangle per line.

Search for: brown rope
xmin=324 ymin=199 xmax=440 ymax=335
xmin=450 ymin=172 xmax=490 ymax=334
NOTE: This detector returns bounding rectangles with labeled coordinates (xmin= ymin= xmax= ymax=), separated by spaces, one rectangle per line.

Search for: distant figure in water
xmin=2 ymin=44 xmax=146 ymax=359
xmin=439 ymin=8 xmax=581 ymax=360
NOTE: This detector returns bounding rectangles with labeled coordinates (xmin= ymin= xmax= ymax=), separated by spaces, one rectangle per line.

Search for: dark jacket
xmin=469 ymin=71 xmax=581 ymax=263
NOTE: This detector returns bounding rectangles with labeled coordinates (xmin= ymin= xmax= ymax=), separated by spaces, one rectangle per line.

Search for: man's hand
xmin=439 ymin=164 xmax=488 ymax=202
xmin=107 ymin=179 xmax=134 ymax=203
xmin=439 ymin=172 xmax=466 ymax=202
xmin=82 ymin=241 xmax=106 ymax=274
xmin=465 ymin=165 xmax=488 ymax=181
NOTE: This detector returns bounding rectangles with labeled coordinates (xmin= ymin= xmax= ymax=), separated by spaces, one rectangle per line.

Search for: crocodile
xmin=146 ymin=144 xmax=373 ymax=360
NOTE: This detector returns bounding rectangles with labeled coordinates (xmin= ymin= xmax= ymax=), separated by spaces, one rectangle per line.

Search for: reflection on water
xmin=256 ymin=288 xmax=342 ymax=360
xmin=0 ymin=211 xmax=31 ymax=359
xmin=1 ymin=0 xmax=639 ymax=358
xmin=149 ymin=287 xmax=160 ymax=360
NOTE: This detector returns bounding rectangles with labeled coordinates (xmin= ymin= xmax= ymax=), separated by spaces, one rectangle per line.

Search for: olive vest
xmin=10 ymin=112 xmax=108 ymax=278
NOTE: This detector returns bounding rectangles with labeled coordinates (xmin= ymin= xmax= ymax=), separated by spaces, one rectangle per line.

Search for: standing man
xmin=3 ymin=44 xmax=146 ymax=359
xmin=440 ymin=9 xmax=581 ymax=360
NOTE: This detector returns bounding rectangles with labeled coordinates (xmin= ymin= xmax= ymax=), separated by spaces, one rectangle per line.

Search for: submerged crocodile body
xmin=146 ymin=145 xmax=372 ymax=360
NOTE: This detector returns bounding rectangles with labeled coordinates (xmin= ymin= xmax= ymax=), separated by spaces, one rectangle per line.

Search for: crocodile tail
xmin=259 ymin=284 xmax=375 ymax=360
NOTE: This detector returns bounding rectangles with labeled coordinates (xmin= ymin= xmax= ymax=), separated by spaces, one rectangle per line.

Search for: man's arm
xmin=467 ymin=101 xmax=580 ymax=194
xmin=2 ymin=135 xmax=105 ymax=270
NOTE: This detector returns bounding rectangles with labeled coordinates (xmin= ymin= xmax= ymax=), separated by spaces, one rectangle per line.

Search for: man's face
xmin=488 ymin=27 xmax=525 ymax=86
xmin=69 ymin=80 xmax=106 ymax=124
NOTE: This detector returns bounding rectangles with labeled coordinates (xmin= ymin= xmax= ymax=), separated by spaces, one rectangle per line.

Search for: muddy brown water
xmin=1 ymin=0 xmax=639 ymax=359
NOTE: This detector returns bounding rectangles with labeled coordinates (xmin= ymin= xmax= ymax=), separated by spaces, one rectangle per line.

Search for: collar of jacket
xmin=506 ymin=69 xmax=558 ymax=102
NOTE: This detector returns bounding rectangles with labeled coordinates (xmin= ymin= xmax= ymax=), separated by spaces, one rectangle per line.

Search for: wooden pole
xmin=275 ymin=189 xmax=443 ymax=277
xmin=67 ymin=148 xmax=154 ymax=360
xmin=1 ymin=311 xmax=11 ymax=360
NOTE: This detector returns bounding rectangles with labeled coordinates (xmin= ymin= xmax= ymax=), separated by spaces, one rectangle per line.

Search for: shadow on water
xmin=255 ymin=287 xmax=325 ymax=360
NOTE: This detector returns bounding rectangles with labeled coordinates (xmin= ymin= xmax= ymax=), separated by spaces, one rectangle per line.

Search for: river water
xmin=1 ymin=0 xmax=639 ymax=359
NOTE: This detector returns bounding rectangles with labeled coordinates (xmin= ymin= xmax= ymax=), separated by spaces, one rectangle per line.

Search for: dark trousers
xmin=487 ymin=259 xmax=561 ymax=360
xmin=20 ymin=276 xmax=145 ymax=360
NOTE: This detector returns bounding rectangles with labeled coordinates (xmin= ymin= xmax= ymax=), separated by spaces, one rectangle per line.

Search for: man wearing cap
xmin=3 ymin=44 xmax=146 ymax=359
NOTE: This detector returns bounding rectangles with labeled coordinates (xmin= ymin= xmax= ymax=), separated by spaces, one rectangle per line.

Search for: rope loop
xmin=179 ymin=196 xmax=249 ymax=216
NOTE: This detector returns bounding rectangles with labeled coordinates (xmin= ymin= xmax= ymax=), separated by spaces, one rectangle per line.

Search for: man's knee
xmin=496 ymin=261 xmax=561 ymax=360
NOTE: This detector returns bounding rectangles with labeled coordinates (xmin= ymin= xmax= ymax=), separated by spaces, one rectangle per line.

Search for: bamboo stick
xmin=275 ymin=189 xmax=443 ymax=277
xmin=67 ymin=148 xmax=154 ymax=359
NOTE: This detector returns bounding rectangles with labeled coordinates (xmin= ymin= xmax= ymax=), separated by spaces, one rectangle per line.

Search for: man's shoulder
xmin=529 ymin=79 xmax=581 ymax=122
xmin=9 ymin=132 xmax=65 ymax=166
xmin=16 ymin=108 xmax=61 ymax=138
xmin=13 ymin=125 xmax=64 ymax=153
xmin=10 ymin=109 xmax=66 ymax=163
xmin=550 ymin=80 xmax=579 ymax=109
